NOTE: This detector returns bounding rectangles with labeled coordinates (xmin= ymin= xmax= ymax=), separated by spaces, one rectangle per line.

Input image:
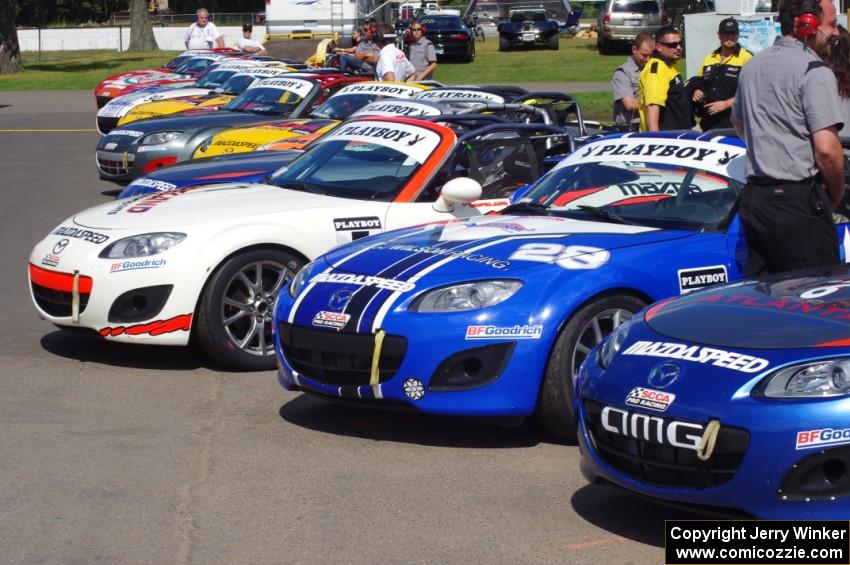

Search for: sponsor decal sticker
xmin=622 ymin=341 xmax=769 ymax=373
xmin=601 ymin=406 xmax=705 ymax=451
xmin=311 ymin=310 xmax=350 ymax=329
xmin=212 ymin=139 xmax=259 ymax=149
xmin=403 ymin=378 xmax=425 ymax=400
xmin=323 ymin=120 xmax=441 ymax=164
xmin=355 ymin=100 xmax=442 ymax=117
xmin=124 ymin=178 xmax=177 ymax=194
xmin=415 ymin=89 xmax=504 ymax=103
xmin=137 ymin=145 xmax=169 ymax=153
xmin=678 ymin=265 xmax=728 ymax=294
xmin=572 ymin=140 xmax=743 ymax=170
xmin=625 ymin=387 xmax=676 ymax=412
xmin=109 ymin=129 xmax=144 ymax=138
xmin=110 ymin=258 xmax=167 ymax=273
xmin=796 ymin=428 xmax=850 ymax=450
xmin=53 ymin=226 xmax=109 ymax=244
xmin=41 ymin=254 xmax=60 ymax=267
xmin=465 ymin=324 xmax=543 ymax=340
xmin=373 ymin=242 xmax=511 ymax=269
xmin=333 ymin=216 xmax=382 ymax=231
xmin=309 ymin=272 xmax=415 ymax=292
xmin=104 ymin=142 xmax=118 ymax=150
xmin=337 ymin=83 xmax=422 ymax=97
xmin=125 ymin=185 xmax=205 ymax=213
xmin=248 ymin=77 xmax=314 ymax=97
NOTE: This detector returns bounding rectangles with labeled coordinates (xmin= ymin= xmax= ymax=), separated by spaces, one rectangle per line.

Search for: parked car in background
xmin=498 ymin=6 xmax=560 ymax=51
xmin=596 ymin=0 xmax=663 ymax=54
xmin=419 ymin=15 xmax=476 ymax=62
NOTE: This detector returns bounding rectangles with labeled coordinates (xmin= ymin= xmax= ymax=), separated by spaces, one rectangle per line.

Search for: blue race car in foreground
xmin=578 ymin=266 xmax=850 ymax=518
xmin=272 ymin=132 xmax=801 ymax=437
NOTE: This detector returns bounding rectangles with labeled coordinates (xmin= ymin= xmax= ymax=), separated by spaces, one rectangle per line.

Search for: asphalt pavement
xmin=0 ymin=90 xmax=698 ymax=565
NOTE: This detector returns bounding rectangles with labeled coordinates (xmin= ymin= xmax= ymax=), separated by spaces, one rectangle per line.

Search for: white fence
xmin=18 ymin=26 xmax=245 ymax=52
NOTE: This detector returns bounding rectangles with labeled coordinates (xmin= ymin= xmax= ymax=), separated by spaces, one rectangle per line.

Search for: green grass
xmin=435 ymin=38 xmax=622 ymax=84
xmin=0 ymin=50 xmax=179 ymax=90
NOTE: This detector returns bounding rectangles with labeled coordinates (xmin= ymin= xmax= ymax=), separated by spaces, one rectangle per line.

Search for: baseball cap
xmin=242 ymin=23 xmax=253 ymax=32
xmin=718 ymin=17 xmax=739 ymax=33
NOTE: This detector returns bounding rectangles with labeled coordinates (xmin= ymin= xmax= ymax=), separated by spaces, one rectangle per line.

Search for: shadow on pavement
xmin=278 ymin=392 xmax=562 ymax=448
xmin=571 ymin=483 xmax=707 ymax=547
xmin=40 ymin=330 xmax=212 ymax=371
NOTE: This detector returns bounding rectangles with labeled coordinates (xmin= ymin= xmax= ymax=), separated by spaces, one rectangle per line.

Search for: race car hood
xmin=73 ymin=183 xmax=361 ymax=229
xmin=195 ymin=118 xmax=339 ymax=156
xmin=324 ymin=215 xmax=691 ymax=276
xmin=645 ymin=264 xmax=850 ymax=349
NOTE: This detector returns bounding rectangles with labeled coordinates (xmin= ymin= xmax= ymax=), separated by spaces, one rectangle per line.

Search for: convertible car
xmin=272 ymin=132 xmax=774 ymax=436
xmin=31 ymin=115 xmax=567 ymax=370
xmin=578 ymin=265 xmax=850 ymax=518
xmin=95 ymin=74 xmax=368 ymax=184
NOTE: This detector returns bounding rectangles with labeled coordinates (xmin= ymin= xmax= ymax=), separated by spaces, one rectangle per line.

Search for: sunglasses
xmin=410 ymin=27 xmax=423 ymax=31
xmin=659 ymin=40 xmax=682 ymax=48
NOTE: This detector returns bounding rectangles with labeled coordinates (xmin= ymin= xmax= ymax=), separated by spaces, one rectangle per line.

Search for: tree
xmin=128 ymin=0 xmax=159 ymax=51
xmin=0 ymin=0 xmax=22 ymax=74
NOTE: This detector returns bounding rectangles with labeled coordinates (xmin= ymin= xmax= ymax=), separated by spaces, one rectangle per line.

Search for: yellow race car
xmin=117 ymin=66 xmax=296 ymax=126
xmin=193 ymin=81 xmax=430 ymax=158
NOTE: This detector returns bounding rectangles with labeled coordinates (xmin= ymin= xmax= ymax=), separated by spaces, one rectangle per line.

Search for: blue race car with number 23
xmin=273 ymin=132 xmax=850 ymax=438
xmin=579 ymin=266 xmax=850 ymax=518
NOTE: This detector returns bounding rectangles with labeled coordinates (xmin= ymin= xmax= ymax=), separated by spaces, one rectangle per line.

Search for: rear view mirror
xmin=433 ymin=177 xmax=483 ymax=212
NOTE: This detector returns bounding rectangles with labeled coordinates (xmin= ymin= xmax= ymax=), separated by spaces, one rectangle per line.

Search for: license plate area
xmin=522 ymin=32 xmax=535 ymax=41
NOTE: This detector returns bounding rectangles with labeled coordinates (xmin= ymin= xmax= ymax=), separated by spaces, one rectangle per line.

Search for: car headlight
xmin=98 ymin=232 xmax=186 ymax=259
xmin=288 ymin=260 xmax=317 ymax=298
xmin=409 ymin=280 xmax=522 ymax=313
xmin=758 ymin=359 xmax=850 ymax=398
xmin=140 ymin=131 xmax=181 ymax=145
xmin=596 ymin=317 xmax=633 ymax=369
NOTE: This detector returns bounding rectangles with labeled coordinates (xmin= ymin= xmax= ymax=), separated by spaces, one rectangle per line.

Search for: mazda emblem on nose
xmin=53 ymin=239 xmax=70 ymax=255
xmin=648 ymin=362 xmax=680 ymax=389
xmin=328 ymin=288 xmax=354 ymax=311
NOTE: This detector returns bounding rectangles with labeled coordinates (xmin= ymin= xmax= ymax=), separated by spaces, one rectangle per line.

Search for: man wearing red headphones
xmin=731 ymin=0 xmax=845 ymax=275
xmin=407 ymin=20 xmax=438 ymax=80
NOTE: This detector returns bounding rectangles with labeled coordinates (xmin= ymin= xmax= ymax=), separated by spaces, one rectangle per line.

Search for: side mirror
xmin=433 ymin=177 xmax=483 ymax=212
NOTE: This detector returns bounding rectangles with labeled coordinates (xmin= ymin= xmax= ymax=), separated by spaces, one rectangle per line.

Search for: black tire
xmin=197 ymin=248 xmax=303 ymax=371
xmin=597 ymin=35 xmax=611 ymax=55
xmin=499 ymin=36 xmax=510 ymax=51
xmin=548 ymin=33 xmax=559 ymax=50
xmin=465 ymin=44 xmax=475 ymax=62
xmin=536 ymin=294 xmax=646 ymax=439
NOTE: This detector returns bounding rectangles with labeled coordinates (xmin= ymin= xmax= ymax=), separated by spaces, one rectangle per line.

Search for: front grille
xmin=96 ymin=95 xmax=111 ymax=108
xmin=31 ymin=282 xmax=90 ymax=317
xmin=97 ymin=153 xmax=134 ymax=176
xmin=278 ymin=322 xmax=407 ymax=386
xmin=583 ymin=399 xmax=749 ymax=488
xmin=97 ymin=116 xmax=120 ymax=135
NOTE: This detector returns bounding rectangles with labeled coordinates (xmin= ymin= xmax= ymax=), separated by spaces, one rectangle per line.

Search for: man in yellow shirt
xmin=638 ymin=26 xmax=693 ymax=132
xmin=692 ymin=18 xmax=753 ymax=131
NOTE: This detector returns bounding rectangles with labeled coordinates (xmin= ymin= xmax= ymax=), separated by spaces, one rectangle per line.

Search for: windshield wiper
xmin=499 ymin=201 xmax=553 ymax=216
xmin=576 ymin=204 xmax=634 ymax=225
xmin=275 ymin=181 xmax=322 ymax=194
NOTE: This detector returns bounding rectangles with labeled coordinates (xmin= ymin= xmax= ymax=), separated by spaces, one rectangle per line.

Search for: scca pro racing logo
xmin=796 ymin=427 xmax=850 ymax=450
xmin=625 ymin=387 xmax=676 ymax=412
xmin=110 ymin=258 xmax=166 ymax=273
xmin=312 ymin=310 xmax=350 ymax=329
xmin=465 ymin=324 xmax=543 ymax=340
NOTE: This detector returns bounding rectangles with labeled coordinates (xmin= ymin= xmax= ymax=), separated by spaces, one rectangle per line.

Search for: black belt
xmin=747 ymin=176 xmax=817 ymax=186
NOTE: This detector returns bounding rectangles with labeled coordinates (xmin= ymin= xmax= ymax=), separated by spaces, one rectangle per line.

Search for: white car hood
xmin=73 ymin=183 xmax=365 ymax=230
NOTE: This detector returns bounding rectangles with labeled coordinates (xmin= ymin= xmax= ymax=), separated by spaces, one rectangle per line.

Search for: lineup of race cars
xmin=27 ymin=49 xmax=850 ymax=519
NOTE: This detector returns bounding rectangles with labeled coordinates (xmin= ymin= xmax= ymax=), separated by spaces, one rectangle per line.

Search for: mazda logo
xmin=647 ymin=362 xmax=681 ymax=389
xmin=328 ymin=288 xmax=354 ymax=311
xmin=52 ymin=239 xmax=69 ymax=255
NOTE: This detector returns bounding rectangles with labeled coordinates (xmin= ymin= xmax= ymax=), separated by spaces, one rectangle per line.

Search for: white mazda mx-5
xmin=28 ymin=115 xmax=567 ymax=370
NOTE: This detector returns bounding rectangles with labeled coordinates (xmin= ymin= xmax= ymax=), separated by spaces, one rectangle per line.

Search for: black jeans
xmin=738 ymin=179 xmax=839 ymax=276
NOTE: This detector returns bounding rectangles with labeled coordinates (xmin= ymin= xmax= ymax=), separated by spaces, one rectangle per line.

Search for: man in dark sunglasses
xmin=406 ymin=20 xmax=438 ymax=80
xmin=638 ymin=25 xmax=692 ymax=131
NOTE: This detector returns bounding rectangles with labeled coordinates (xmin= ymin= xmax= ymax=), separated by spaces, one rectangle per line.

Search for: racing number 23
xmin=508 ymin=243 xmax=610 ymax=270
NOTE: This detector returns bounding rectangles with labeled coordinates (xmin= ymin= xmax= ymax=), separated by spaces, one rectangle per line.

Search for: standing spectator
xmin=824 ymin=25 xmax=850 ymax=138
xmin=339 ymin=25 xmax=380 ymax=75
xmin=638 ymin=26 xmax=692 ymax=132
xmin=692 ymin=18 xmax=752 ymax=131
xmin=406 ymin=20 xmax=438 ymax=80
xmin=374 ymin=30 xmax=416 ymax=81
xmin=611 ymin=32 xmax=654 ymax=131
xmin=237 ymin=24 xmax=267 ymax=55
xmin=185 ymin=8 xmax=224 ymax=50
xmin=731 ymin=0 xmax=844 ymax=275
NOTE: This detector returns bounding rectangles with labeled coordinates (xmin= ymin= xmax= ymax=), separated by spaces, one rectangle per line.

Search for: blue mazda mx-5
xmin=578 ymin=267 xmax=850 ymax=518
xmin=272 ymin=132 xmax=849 ymax=437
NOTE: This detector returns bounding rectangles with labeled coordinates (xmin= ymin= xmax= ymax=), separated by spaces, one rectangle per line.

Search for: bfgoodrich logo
xmin=465 ymin=324 xmax=543 ymax=340
xmin=110 ymin=258 xmax=166 ymax=273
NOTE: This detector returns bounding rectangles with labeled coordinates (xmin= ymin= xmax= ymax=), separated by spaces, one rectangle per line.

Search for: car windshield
xmin=224 ymin=85 xmax=306 ymax=114
xmin=268 ymin=138 xmax=425 ymax=201
xmin=516 ymin=161 xmax=741 ymax=231
xmin=611 ymin=0 xmax=660 ymax=12
xmin=174 ymin=57 xmax=217 ymax=75
xmin=421 ymin=16 xmax=466 ymax=29
xmin=510 ymin=10 xmax=546 ymax=21
xmin=195 ymin=69 xmax=240 ymax=88
xmin=166 ymin=54 xmax=192 ymax=69
xmin=309 ymin=94 xmax=383 ymax=119
xmin=217 ymin=73 xmax=262 ymax=94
